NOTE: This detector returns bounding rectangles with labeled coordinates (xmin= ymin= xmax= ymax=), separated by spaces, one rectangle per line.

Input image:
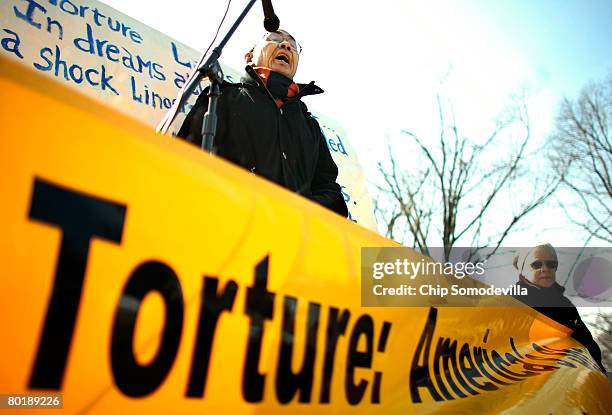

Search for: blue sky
xmin=464 ymin=0 xmax=612 ymax=98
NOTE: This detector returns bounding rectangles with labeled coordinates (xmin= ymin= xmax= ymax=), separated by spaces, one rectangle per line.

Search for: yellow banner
xmin=0 ymin=57 xmax=610 ymax=414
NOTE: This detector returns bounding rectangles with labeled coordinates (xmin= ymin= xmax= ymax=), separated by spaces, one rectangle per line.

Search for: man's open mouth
xmin=275 ymin=55 xmax=289 ymax=64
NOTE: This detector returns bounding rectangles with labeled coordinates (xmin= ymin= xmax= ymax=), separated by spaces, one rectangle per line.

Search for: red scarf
xmin=254 ymin=67 xmax=300 ymax=108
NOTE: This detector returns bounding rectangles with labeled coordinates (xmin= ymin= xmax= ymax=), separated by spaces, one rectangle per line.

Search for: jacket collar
xmin=518 ymin=274 xmax=566 ymax=294
xmin=242 ymin=65 xmax=324 ymax=100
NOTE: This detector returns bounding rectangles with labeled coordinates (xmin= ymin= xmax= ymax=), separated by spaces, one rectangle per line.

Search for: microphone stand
xmin=156 ymin=0 xmax=258 ymax=153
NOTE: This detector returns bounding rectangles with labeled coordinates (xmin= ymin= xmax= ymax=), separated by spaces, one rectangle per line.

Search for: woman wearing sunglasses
xmin=513 ymin=243 xmax=606 ymax=372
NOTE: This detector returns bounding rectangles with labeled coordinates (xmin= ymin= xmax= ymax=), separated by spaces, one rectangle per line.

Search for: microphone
xmin=261 ymin=0 xmax=280 ymax=32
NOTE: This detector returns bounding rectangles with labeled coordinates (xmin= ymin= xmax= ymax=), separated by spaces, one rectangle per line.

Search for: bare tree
xmin=374 ymin=90 xmax=558 ymax=261
xmin=587 ymin=311 xmax=612 ymax=371
xmin=549 ymin=72 xmax=612 ymax=243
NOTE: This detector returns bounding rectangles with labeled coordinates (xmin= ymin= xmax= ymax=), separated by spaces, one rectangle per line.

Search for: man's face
xmin=247 ymin=30 xmax=300 ymax=79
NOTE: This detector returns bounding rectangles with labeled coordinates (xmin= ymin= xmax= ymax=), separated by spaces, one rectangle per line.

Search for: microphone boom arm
xmin=156 ymin=0 xmax=259 ymax=154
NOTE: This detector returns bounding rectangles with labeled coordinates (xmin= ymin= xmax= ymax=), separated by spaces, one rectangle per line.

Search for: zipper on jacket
xmin=245 ymin=66 xmax=283 ymax=114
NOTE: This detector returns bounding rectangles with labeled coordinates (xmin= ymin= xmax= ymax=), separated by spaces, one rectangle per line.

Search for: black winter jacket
xmin=177 ymin=66 xmax=348 ymax=217
xmin=515 ymin=280 xmax=606 ymax=372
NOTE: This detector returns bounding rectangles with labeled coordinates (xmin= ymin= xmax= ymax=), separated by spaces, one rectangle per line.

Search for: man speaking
xmin=178 ymin=30 xmax=348 ymax=217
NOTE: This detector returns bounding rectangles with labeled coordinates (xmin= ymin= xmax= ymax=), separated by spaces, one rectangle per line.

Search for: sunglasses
xmin=530 ymin=260 xmax=558 ymax=270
